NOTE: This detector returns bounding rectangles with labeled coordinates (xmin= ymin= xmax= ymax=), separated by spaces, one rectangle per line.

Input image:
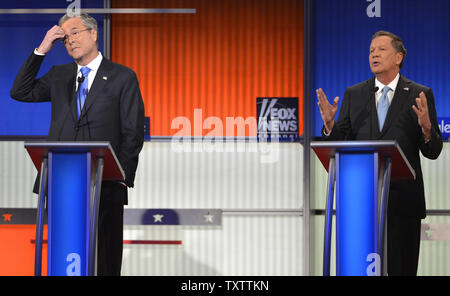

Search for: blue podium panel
xmin=336 ymin=152 xmax=378 ymax=276
xmin=312 ymin=141 xmax=415 ymax=276
xmin=48 ymin=152 xmax=91 ymax=276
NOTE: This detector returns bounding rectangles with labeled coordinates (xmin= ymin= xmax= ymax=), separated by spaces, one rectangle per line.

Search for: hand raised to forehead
xmin=37 ymin=25 xmax=66 ymax=55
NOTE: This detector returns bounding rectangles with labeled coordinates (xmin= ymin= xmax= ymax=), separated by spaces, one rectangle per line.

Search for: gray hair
xmin=372 ymin=30 xmax=407 ymax=69
xmin=59 ymin=13 xmax=98 ymax=46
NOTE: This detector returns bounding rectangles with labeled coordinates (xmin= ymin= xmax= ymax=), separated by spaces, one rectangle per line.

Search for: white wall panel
xmin=421 ymin=143 xmax=450 ymax=210
xmin=0 ymin=141 xmax=37 ymax=208
xmin=122 ymin=215 xmax=303 ymax=276
xmin=0 ymin=141 xmax=303 ymax=210
xmin=0 ymin=141 xmax=304 ymax=276
xmin=418 ymin=216 xmax=450 ymax=276
xmin=418 ymin=143 xmax=450 ymax=275
xmin=128 ymin=142 xmax=303 ymax=209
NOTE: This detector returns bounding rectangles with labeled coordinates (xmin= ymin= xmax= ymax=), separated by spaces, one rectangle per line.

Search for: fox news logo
xmin=257 ymin=97 xmax=299 ymax=142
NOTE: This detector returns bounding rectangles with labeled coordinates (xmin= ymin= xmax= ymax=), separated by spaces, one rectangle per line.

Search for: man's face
xmin=61 ymin=17 xmax=97 ymax=63
xmin=369 ymin=36 xmax=403 ymax=76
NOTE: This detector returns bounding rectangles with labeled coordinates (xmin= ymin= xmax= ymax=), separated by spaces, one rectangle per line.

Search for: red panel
xmin=111 ymin=0 xmax=304 ymax=136
xmin=123 ymin=240 xmax=182 ymax=245
xmin=0 ymin=225 xmax=48 ymax=276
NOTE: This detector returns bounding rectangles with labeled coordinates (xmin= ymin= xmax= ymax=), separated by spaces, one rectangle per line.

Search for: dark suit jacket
xmin=10 ymin=51 xmax=145 ymax=203
xmin=323 ymin=75 xmax=442 ymax=218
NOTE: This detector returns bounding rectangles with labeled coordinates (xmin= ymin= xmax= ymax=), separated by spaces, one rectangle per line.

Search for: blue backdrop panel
xmin=336 ymin=152 xmax=378 ymax=276
xmin=0 ymin=0 xmax=103 ymax=136
xmin=311 ymin=0 xmax=450 ymax=137
xmin=48 ymin=152 xmax=90 ymax=276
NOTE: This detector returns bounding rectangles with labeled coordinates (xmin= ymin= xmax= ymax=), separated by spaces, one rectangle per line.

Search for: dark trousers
xmin=97 ymin=182 xmax=127 ymax=276
xmin=387 ymin=213 xmax=422 ymax=276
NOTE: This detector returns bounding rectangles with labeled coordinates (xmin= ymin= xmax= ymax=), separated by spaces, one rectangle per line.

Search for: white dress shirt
xmin=34 ymin=48 xmax=103 ymax=92
xmin=75 ymin=52 xmax=103 ymax=92
xmin=375 ymin=73 xmax=400 ymax=108
xmin=323 ymin=73 xmax=401 ymax=137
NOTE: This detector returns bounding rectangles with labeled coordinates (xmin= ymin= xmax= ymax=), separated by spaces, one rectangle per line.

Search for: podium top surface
xmin=24 ymin=141 xmax=125 ymax=181
xmin=311 ymin=140 xmax=415 ymax=180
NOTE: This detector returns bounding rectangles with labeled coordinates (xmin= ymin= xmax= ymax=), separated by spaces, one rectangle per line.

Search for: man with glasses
xmin=10 ymin=13 xmax=145 ymax=276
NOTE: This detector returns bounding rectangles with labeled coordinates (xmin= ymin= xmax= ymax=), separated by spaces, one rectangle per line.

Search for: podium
xmin=24 ymin=142 xmax=125 ymax=276
xmin=311 ymin=141 xmax=415 ymax=276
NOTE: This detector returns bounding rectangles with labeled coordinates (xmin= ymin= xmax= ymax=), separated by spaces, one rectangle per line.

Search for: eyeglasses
xmin=61 ymin=28 xmax=91 ymax=45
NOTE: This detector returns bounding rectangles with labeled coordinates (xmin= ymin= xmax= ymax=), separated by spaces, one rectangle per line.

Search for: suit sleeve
xmin=118 ymin=71 xmax=145 ymax=188
xmin=323 ymin=88 xmax=353 ymax=140
xmin=419 ymin=88 xmax=443 ymax=159
xmin=10 ymin=51 xmax=52 ymax=102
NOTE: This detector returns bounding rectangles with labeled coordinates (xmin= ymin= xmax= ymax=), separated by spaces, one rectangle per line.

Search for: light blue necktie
xmin=77 ymin=66 xmax=91 ymax=118
xmin=377 ymin=86 xmax=391 ymax=131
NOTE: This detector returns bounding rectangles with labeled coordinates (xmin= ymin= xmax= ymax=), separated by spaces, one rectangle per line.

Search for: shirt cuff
xmin=34 ymin=48 xmax=46 ymax=56
xmin=323 ymin=126 xmax=332 ymax=137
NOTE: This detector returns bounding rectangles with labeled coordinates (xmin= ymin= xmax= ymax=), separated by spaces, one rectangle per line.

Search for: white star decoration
xmin=153 ymin=214 xmax=164 ymax=223
xmin=204 ymin=213 xmax=214 ymax=223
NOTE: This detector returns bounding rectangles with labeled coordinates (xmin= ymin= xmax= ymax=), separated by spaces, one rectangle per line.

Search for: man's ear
xmin=396 ymin=52 xmax=404 ymax=67
xmin=91 ymin=29 xmax=98 ymax=44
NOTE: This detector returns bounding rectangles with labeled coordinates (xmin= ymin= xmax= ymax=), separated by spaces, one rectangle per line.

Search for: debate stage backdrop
xmin=0 ymin=0 xmax=304 ymax=138
xmin=0 ymin=0 xmax=448 ymax=139
xmin=311 ymin=0 xmax=450 ymax=138
xmin=0 ymin=0 xmax=449 ymax=277
xmin=0 ymin=0 xmax=104 ymax=136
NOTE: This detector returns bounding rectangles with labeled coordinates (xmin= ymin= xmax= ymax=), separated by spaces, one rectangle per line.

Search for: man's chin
xmin=371 ymin=68 xmax=383 ymax=75
xmin=70 ymin=53 xmax=83 ymax=63
xmin=67 ymin=49 xmax=82 ymax=59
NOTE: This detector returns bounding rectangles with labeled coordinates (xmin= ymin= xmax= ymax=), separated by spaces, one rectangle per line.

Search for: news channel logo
xmin=257 ymin=97 xmax=299 ymax=143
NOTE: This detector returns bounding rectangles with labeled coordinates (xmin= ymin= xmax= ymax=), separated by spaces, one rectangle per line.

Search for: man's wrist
xmin=34 ymin=48 xmax=46 ymax=56
xmin=422 ymin=124 xmax=432 ymax=141
xmin=324 ymin=120 xmax=335 ymax=135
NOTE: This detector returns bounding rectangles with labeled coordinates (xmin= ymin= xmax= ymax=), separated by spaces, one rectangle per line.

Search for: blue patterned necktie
xmin=77 ymin=66 xmax=91 ymax=118
xmin=377 ymin=86 xmax=391 ymax=131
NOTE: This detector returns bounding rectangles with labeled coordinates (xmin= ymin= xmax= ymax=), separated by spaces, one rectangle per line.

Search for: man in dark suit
xmin=10 ymin=13 xmax=145 ymax=275
xmin=316 ymin=31 xmax=442 ymax=275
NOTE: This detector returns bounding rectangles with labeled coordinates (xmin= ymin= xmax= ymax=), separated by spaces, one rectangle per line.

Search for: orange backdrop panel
xmin=112 ymin=0 xmax=304 ymax=136
xmin=0 ymin=225 xmax=47 ymax=276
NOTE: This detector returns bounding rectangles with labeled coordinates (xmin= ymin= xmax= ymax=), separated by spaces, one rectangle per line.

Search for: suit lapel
xmin=380 ymin=75 xmax=411 ymax=135
xmin=365 ymin=78 xmax=380 ymax=138
xmin=79 ymin=58 xmax=111 ymax=119
xmin=67 ymin=63 xmax=78 ymax=121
